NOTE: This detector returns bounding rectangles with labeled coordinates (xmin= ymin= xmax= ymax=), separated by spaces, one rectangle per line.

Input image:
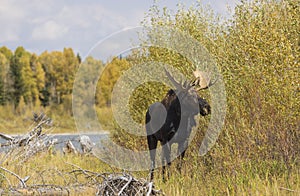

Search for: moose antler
xmin=164 ymin=67 xmax=194 ymax=91
xmin=164 ymin=67 xmax=181 ymax=89
xmin=164 ymin=67 xmax=217 ymax=91
xmin=193 ymin=70 xmax=218 ymax=90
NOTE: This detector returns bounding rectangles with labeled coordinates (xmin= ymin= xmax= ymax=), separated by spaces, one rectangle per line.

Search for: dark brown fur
xmin=146 ymin=87 xmax=210 ymax=181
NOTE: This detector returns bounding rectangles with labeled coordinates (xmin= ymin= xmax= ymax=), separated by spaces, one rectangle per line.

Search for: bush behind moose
xmin=111 ymin=0 xmax=299 ymax=187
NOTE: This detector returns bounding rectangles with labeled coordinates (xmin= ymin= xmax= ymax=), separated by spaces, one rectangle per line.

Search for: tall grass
xmin=0 ymin=152 xmax=298 ymax=195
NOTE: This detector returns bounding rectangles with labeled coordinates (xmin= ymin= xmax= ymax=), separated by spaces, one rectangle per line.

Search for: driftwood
xmin=63 ymin=135 xmax=95 ymax=155
xmin=67 ymin=163 xmax=163 ymax=195
xmin=0 ymin=151 xmax=164 ymax=195
xmin=0 ymin=133 xmax=14 ymax=141
xmin=97 ymin=173 xmax=163 ymax=196
xmin=0 ymin=112 xmax=98 ymax=161
xmin=63 ymin=140 xmax=78 ymax=154
xmin=0 ymin=113 xmax=56 ymax=163
xmin=79 ymin=135 xmax=94 ymax=153
xmin=0 ymin=166 xmax=29 ymax=188
xmin=0 ymin=162 xmax=164 ymax=195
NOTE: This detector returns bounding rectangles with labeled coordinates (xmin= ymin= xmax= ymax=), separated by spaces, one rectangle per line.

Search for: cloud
xmin=0 ymin=29 xmax=19 ymax=43
xmin=26 ymin=2 xmax=142 ymax=54
xmin=0 ymin=0 xmax=25 ymax=42
xmin=0 ymin=0 xmax=238 ymax=55
xmin=31 ymin=20 xmax=69 ymax=40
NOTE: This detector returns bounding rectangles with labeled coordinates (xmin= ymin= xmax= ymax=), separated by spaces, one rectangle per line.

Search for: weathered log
xmin=63 ymin=140 xmax=78 ymax=154
xmin=79 ymin=135 xmax=94 ymax=153
xmin=0 ymin=113 xmax=57 ymax=162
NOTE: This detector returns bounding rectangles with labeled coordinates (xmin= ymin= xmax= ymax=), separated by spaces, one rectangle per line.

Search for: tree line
xmin=0 ymin=46 xmax=81 ymax=110
xmin=0 ymin=46 xmax=132 ymax=114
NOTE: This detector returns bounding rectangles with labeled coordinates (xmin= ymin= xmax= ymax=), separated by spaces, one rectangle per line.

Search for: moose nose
xmin=205 ymin=108 xmax=211 ymax=115
xmin=206 ymin=105 xmax=211 ymax=115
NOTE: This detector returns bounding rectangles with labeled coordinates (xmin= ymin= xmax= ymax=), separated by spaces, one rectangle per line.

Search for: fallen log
xmin=63 ymin=140 xmax=78 ymax=154
xmin=0 ymin=133 xmax=14 ymax=141
xmin=79 ymin=135 xmax=94 ymax=153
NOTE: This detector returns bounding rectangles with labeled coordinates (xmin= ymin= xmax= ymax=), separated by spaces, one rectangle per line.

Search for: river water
xmin=0 ymin=133 xmax=108 ymax=153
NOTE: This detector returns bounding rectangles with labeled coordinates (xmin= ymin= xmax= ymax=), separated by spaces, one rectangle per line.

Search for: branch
xmin=118 ymin=175 xmax=132 ymax=196
xmin=146 ymin=182 xmax=153 ymax=196
xmin=0 ymin=166 xmax=27 ymax=188
xmin=0 ymin=133 xmax=14 ymax=141
xmin=279 ymin=187 xmax=298 ymax=192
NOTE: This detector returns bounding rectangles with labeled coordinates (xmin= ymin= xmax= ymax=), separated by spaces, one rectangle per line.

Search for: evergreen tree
xmin=10 ymin=47 xmax=27 ymax=107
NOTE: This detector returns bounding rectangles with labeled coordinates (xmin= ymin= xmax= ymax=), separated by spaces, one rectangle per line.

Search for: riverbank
xmin=0 ymin=132 xmax=109 ymax=154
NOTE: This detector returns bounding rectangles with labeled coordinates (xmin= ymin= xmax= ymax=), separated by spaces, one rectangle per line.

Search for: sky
xmin=0 ymin=0 xmax=239 ymax=57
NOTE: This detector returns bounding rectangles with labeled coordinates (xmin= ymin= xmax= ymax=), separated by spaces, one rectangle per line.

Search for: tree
xmin=30 ymin=54 xmax=45 ymax=107
xmin=0 ymin=46 xmax=13 ymax=61
xmin=21 ymin=55 xmax=37 ymax=106
xmin=39 ymin=48 xmax=79 ymax=106
xmin=0 ymin=53 xmax=9 ymax=105
xmin=10 ymin=47 xmax=27 ymax=107
xmin=9 ymin=47 xmax=39 ymax=108
xmin=73 ymin=56 xmax=103 ymax=119
xmin=96 ymin=57 xmax=131 ymax=107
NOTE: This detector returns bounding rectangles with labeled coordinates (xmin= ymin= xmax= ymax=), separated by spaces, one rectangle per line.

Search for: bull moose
xmin=145 ymin=67 xmax=216 ymax=181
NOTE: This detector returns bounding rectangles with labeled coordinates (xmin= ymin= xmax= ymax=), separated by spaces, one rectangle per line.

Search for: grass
xmin=150 ymin=156 xmax=300 ymax=196
xmin=0 ymin=105 xmax=75 ymax=134
xmin=0 ymin=151 xmax=299 ymax=195
xmin=157 ymin=171 xmax=299 ymax=196
xmin=0 ymin=104 xmax=298 ymax=195
xmin=0 ymin=104 xmax=297 ymax=195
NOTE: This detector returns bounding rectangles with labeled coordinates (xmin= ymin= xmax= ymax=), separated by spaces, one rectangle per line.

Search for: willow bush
xmin=111 ymin=0 xmax=299 ymax=172
xmin=219 ymin=0 xmax=299 ymax=165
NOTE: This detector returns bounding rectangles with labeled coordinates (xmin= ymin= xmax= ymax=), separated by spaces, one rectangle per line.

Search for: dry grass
xmin=0 ymin=152 xmax=299 ymax=195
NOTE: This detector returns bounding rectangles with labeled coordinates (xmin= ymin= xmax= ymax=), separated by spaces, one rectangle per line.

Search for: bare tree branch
xmin=0 ymin=166 xmax=27 ymax=188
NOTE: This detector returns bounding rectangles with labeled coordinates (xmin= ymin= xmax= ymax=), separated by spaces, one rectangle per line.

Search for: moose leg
xmin=177 ymin=140 xmax=188 ymax=173
xmin=147 ymin=135 xmax=158 ymax=181
xmin=177 ymin=117 xmax=192 ymax=173
xmin=162 ymin=142 xmax=171 ymax=182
